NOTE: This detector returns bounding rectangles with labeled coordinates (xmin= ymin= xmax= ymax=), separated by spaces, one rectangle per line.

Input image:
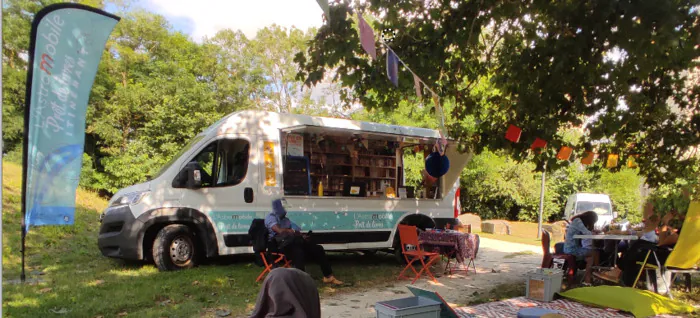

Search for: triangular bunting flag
xmin=606 ymin=154 xmax=619 ymax=168
xmin=432 ymin=93 xmax=440 ymax=110
xmin=316 ymin=0 xmax=331 ymax=21
xmin=386 ymin=50 xmax=399 ymax=86
xmin=556 ymin=146 xmax=573 ymax=160
xmin=627 ymin=155 xmax=639 ymax=168
xmin=531 ymin=138 xmax=547 ymax=151
xmin=505 ymin=125 xmax=522 ymax=143
xmin=581 ymin=151 xmax=595 ymax=165
xmin=357 ymin=13 xmax=376 ymax=59
xmin=413 ymin=74 xmax=422 ymax=98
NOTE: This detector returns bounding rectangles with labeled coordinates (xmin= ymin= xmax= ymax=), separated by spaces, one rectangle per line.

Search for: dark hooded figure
xmin=264 ymin=199 xmax=343 ymax=285
xmin=250 ymin=268 xmax=321 ymax=318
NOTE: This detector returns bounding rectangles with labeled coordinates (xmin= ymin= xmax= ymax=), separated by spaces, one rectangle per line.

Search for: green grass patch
xmin=2 ymin=161 xmax=402 ymax=317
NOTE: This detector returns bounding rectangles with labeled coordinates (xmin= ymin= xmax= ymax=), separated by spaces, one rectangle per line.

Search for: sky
xmin=136 ymin=0 xmax=325 ymax=41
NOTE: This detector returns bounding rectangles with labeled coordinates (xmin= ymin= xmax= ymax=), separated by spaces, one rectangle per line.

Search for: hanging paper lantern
xmin=505 ymin=125 xmax=522 ymax=143
xmin=531 ymin=138 xmax=547 ymax=151
xmin=627 ymin=155 xmax=639 ymax=168
xmin=556 ymin=146 xmax=573 ymax=160
xmin=581 ymin=151 xmax=595 ymax=165
xmin=606 ymin=154 xmax=619 ymax=168
xmin=425 ymin=151 xmax=450 ymax=178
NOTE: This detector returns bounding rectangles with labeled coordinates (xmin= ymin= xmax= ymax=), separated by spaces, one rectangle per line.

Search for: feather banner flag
xmin=530 ymin=138 xmax=547 ymax=151
xmin=556 ymin=146 xmax=573 ymax=160
xmin=606 ymin=154 xmax=619 ymax=168
xmin=581 ymin=151 xmax=595 ymax=165
xmin=357 ymin=13 xmax=376 ymax=59
xmin=505 ymin=125 xmax=522 ymax=143
xmin=413 ymin=74 xmax=422 ymax=98
xmin=386 ymin=50 xmax=399 ymax=86
xmin=316 ymin=0 xmax=330 ymax=21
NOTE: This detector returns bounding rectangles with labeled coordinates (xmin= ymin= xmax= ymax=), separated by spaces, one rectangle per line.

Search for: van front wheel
xmin=153 ymin=224 xmax=197 ymax=271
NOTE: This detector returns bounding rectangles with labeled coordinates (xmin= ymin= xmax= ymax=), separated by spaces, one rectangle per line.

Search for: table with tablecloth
xmin=419 ymin=230 xmax=478 ymax=264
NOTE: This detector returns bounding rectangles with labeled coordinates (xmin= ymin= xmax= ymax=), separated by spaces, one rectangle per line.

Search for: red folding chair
xmin=397 ymin=225 xmax=441 ymax=284
xmin=541 ymin=230 xmax=577 ymax=285
xmin=256 ymin=251 xmax=292 ymax=282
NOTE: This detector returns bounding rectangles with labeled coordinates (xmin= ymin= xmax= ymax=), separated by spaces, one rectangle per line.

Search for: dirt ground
xmin=320 ymin=237 xmax=544 ymax=318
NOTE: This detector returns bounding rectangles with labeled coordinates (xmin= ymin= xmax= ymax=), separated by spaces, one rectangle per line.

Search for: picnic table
xmin=419 ymin=230 xmax=477 ymax=274
xmin=574 ymin=234 xmax=638 ymax=267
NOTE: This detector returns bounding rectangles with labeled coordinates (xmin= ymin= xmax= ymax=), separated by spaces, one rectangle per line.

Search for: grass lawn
xmin=1 ymin=161 xmax=402 ymax=317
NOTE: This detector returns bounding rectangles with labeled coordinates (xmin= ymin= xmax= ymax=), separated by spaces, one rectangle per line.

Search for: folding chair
xmin=256 ymin=249 xmax=292 ymax=282
xmin=248 ymin=218 xmax=292 ymax=282
xmin=397 ymin=225 xmax=441 ymax=284
xmin=633 ymin=201 xmax=700 ymax=299
xmin=541 ymin=230 xmax=577 ymax=285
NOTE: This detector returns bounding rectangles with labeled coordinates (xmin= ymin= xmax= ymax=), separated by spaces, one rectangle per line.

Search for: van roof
xmin=209 ymin=110 xmax=445 ymax=140
xmin=573 ymin=193 xmax=611 ymax=203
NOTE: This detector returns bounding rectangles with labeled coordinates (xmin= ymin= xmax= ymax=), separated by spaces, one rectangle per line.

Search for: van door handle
xmin=244 ymin=187 xmax=254 ymax=203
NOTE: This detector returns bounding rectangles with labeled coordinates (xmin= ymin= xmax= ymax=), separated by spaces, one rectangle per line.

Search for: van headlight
xmin=110 ymin=191 xmax=150 ymax=207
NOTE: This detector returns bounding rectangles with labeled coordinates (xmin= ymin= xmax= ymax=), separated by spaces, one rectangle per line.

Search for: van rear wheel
xmin=153 ymin=224 xmax=197 ymax=271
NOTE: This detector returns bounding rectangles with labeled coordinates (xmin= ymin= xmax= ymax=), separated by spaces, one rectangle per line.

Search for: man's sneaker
xmin=323 ymin=276 xmax=344 ymax=285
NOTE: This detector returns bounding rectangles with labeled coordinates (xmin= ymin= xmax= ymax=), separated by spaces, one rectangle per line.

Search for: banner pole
xmin=20 ymin=228 xmax=26 ymax=282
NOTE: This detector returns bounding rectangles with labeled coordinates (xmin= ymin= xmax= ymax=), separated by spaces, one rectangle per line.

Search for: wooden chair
xmin=541 ymin=230 xmax=577 ymax=285
xmin=397 ymin=225 xmax=441 ymax=284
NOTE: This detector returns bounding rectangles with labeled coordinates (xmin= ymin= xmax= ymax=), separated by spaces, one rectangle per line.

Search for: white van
xmin=98 ymin=111 xmax=471 ymax=270
xmin=563 ymin=193 xmax=617 ymax=231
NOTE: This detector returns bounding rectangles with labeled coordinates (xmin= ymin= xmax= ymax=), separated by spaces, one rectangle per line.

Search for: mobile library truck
xmin=98 ymin=111 xmax=471 ymax=270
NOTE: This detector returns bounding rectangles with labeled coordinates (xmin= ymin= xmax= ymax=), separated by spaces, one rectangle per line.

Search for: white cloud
xmin=144 ymin=0 xmax=324 ymax=40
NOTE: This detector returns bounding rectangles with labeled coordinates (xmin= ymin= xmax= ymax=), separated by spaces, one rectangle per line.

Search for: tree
xmin=250 ymin=25 xmax=316 ymax=113
xmin=296 ymin=1 xmax=700 ymax=187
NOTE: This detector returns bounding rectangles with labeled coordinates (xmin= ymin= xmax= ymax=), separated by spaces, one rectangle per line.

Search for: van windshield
xmin=576 ymin=201 xmax=611 ymax=215
xmin=149 ymin=135 xmax=205 ymax=180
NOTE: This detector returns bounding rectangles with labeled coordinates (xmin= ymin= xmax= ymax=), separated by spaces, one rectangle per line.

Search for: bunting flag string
xmin=606 ymin=154 xmax=619 ymax=168
xmin=376 ymin=40 xmax=448 ymax=141
xmin=413 ymin=74 xmax=422 ymax=98
xmin=505 ymin=125 xmax=522 ymax=143
xmin=316 ymin=0 xmax=330 ymax=22
xmin=556 ymin=146 xmax=573 ymax=160
xmin=581 ymin=151 xmax=596 ymax=165
xmin=386 ymin=50 xmax=399 ymax=87
xmin=627 ymin=155 xmax=639 ymax=168
xmin=357 ymin=13 xmax=376 ymax=59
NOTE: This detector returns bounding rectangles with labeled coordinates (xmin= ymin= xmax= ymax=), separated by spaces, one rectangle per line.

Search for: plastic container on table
xmin=375 ymin=296 xmax=441 ymax=318
xmin=525 ymin=268 xmax=563 ymax=302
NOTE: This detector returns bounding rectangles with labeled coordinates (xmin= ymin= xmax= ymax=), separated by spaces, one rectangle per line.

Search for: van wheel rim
xmin=170 ymin=236 xmax=193 ymax=264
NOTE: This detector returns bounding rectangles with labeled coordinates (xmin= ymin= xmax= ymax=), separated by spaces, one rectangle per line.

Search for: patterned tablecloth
xmin=419 ymin=230 xmax=477 ymax=263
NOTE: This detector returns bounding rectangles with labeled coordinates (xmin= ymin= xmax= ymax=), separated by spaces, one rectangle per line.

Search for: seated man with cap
xmin=265 ymin=198 xmax=343 ymax=285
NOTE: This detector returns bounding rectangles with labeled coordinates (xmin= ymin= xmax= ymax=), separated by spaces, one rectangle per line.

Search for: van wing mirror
xmin=613 ymin=212 xmax=619 ymax=219
xmin=172 ymin=162 xmax=203 ymax=189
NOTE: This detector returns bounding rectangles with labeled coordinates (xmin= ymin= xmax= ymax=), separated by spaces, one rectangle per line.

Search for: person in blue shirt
xmin=564 ymin=211 xmax=599 ymax=285
xmin=265 ymin=199 xmax=343 ymax=285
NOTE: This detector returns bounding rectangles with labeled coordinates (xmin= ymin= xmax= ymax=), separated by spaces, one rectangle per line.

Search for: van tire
xmin=153 ymin=224 xmax=197 ymax=271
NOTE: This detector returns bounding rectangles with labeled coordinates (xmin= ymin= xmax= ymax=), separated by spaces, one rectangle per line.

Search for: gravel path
xmin=320 ymin=237 xmax=544 ymax=318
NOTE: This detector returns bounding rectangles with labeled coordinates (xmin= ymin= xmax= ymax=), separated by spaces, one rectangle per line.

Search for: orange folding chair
xmin=256 ymin=250 xmax=292 ymax=282
xmin=397 ymin=224 xmax=441 ymax=284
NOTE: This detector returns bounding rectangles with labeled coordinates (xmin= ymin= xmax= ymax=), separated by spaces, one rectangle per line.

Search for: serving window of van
xmin=279 ymin=128 xmax=441 ymax=199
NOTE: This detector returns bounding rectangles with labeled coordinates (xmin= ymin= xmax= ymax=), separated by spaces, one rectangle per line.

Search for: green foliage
xmin=593 ymin=168 xmax=645 ymax=222
xmin=2 ymin=1 xmax=326 ymax=195
xmin=459 ymin=150 xmax=545 ymax=221
xmin=297 ymin=0 xmax=700 ymax=187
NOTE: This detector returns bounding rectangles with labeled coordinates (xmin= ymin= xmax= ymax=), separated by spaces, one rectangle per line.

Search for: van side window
xmin=190 ymin=139 xmax=250 ymax=187
xmin=215 ymin=139 xmax=250 ymax=187
xmin=192 ymin=143 xmax=216 ymax=187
